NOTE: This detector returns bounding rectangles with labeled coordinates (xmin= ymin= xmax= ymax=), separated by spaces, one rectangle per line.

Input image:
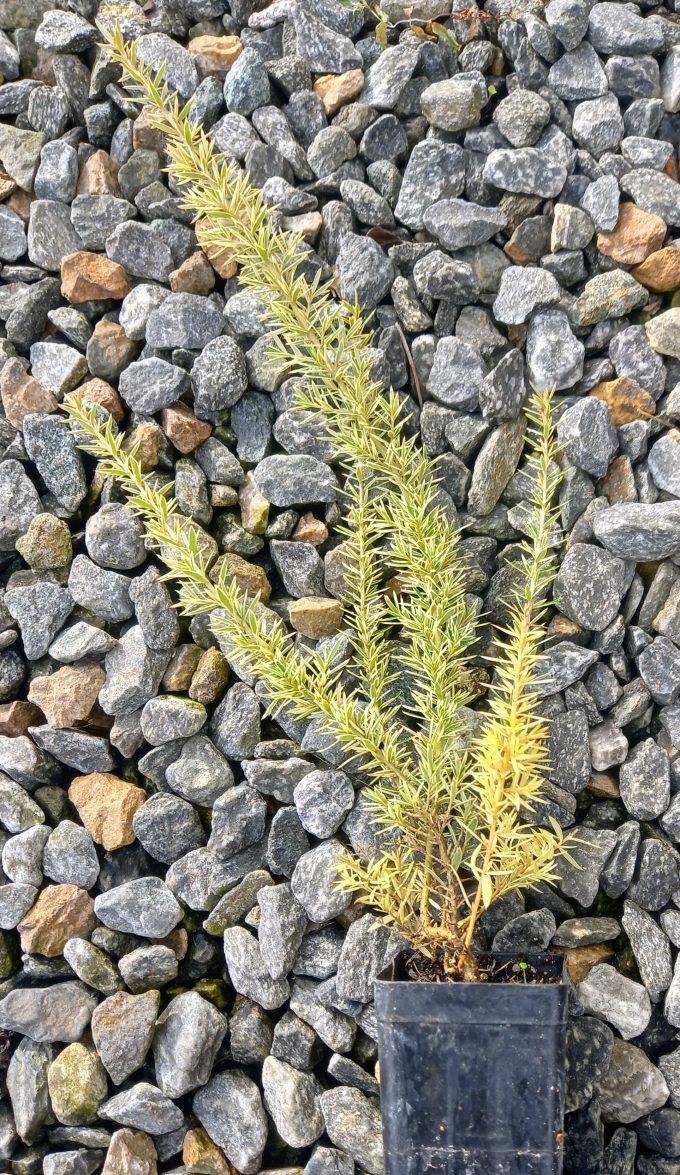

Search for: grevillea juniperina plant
xmin=64 ymin=26 xmax=572 ymax=981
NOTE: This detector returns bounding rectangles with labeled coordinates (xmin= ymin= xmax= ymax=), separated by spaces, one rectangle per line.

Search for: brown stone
xmin=169 ymin=250 xmax=215 ymax=295
xmin=239 ymin=472 xmax=269 ymax=534
xmin=289 ymin=596 xmax=344 ymax=638
xmin=122 ymin=421 xmax=164 ymax=470
xmin=189 ymin=647 xmax=230 ymax=704
xmin=61 ymin=251 xmax=129 ymax=304
xmin=132 ymin=105 xmax=166 ymax=154
xmin=162 ymin=643 xmax=204 ymax=692
xmin=565 ymin=943 xmax=615 ymax=984
xmin=209 ymin=484 xmax=239 ymax=508
xmin=597 ymin=202 xmax=667 ymax=266
xmin=631 ymin=245 xmax=680 ymax=292
xmin=76 ymin=150 xmax=121 ymax=197
xmin=590 ymin=375 xmax=656 ymax=426
xmin=15 ymin=512 xmax=72 ymax=569
xmin=292 ymin=512 xmax=328 ymax=545
xmin=0 ymin=172 xmax=16 ymax=200
xmin=103 ymin=1129 xmax=158 ymax=1175
xmin=18 ymin=885 xmax=96 ymax=957
xmin=601 ymin=454 xmax=636 ymax=505
xmin=160 ymin=402 xmax=212 ymax=453
xmin=314 ymin=69 xmax=365 ymax=115
xmin=67 ymin=376 xmax=125 ymax=422
xmin=0 ymin=701 xmax=44 ymax=736
xmin=0 ymin=356 xmax=58 ymax=430
xmin=28 ymin=663 xmax=106 ymax=729
xmin=195 ymin=217 xmax=237 ymax=279
xmin=210 ymin=552 xmax=271 ymax=600
xmin=588 ymin=772 xmax=620 ymax=799
xmin=7 ymin=189 xmax=32 ymax=220
xmin=69 ymin=772 xmax=146 ymax=851
xmin=183 ymin=1125 xmax=233 ymax=1174
xmin=281 ymin=211 xmax=323 ymax=243
xmin=187 ymin=34 xmax=242 ymax=77
xmin=87 ymin=320 xmax=137 ymax=381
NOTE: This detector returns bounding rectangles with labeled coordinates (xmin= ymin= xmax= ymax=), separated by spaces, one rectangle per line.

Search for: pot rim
xmin=375 ymin=949 xmax=567 ymax=988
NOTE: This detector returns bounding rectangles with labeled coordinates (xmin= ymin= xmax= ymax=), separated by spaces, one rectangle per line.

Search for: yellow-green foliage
xmin=65 ymin=27 xmax=569 ymax=979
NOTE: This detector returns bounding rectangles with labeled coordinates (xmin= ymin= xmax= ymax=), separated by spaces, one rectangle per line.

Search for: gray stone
xmin=118 ymin=358 xmax=189 ymax=414
xmin=94 ymin=878 xmax=182 ymax=938
xmin=193 ymin=1070 xmax=268 ymax=1175
xmin=620 ymin=168 xmax=680 ymax=227
xmin=224 ymin=47 xmax=271 ymax=115
xmin=579 ymin=963 xmax=652 ymax=1039
xmin=99 ymin=1083 xmax=183 ymax=1135
xmin=0 ymin=460 xmax=41 ymax=552
xmin=394 ymin=140 xmax=465 ymax=231
xmin=581 ymin=174 xmax=620 ymax=231
xmin=27 ymin=200 xmax=82 ymax=272
xmin=291 ymin=839 xmax=353 ymax=923
xmin=34 ymin=139 xmax=78 ymax=202
xmin=0 ymin=982 xmax=97 ymax=1043
xmin=71 ymin=195 xmax=136 ymax=253
xmin=336 ymin=233 xmax=394 ymax=309
xmin=258 ymin=883 xmax=308 ymax=981
xmin=137 ymin=32 xmax=198 ymax=99
xmin=85 ymin=504 xmax=145 ymax=571
xmin=99 ymin=626 xmax=170 ymax=716
xmin=191 ymin=335 xmax=248 ymax=417
xmin=319 ymin=1086 xmax=384 ymax=1175
xmin=153 ymin=990 xmax=227 ymax=1098
xmin=293 ymin=769 xmax=354 ymax=838
xmin=593 ymin=503 xmax=680 ymax=560
xmin=118 ymin=946 xmax=178 ymax=994
xmin=622 ymin=900 xmax=673 ymax=1003
xmin=361 ymin=43 xmax=420 ymax=110
xmin=556 ymin=398 xmax=617 ymax=477
xmin=140 ymin=695 xmax=206 ymax=746
xmin=639 ymin=637 xmax=680 ymax=706
xmin=29 ymin=341 xmax=88 ymax=396
xmin=555 ymin=827 xmax=616 ymax=905
xmin=547 ymin=42 xmax=608 ymax=99
xmin=208 ymin=785 xmax=267 ymax=861
xmin=43 ymin=821 xmax=99 ymax=889
xmin=0 ymin=882 xmax=37 ymax=928
xmin=254 ymin=455 xmax=338 ymax=506
xmin=262 ymin=1056 xmax=324 ymax=1148
xmin=7 ymin=1037 xmax=54 ymax=1144
xmin=427 ymin=337 xmax=485 ymax=411
xmin=493 ymin=266 xmax=561 ymax=325
xmin=556 ymin=543 xmax=627 ymax=631
xmin=421 ymin=76 xmax=484 ymax=132
xmin=5 ymin=582 xmax=73 ymax=661
xmin=0 ymin=205 xmax=26 ymax=262
xmin=468 ymin=417 xmax=526 ymax=517
xmin=596 ymin=1040 xmax=669 ymax=1124
xmin=223 ymin=926 xmax=289 ymax=1010
xmin=483 ymin=148 xmax=567 ymax=198
xmin=68 ymin=556 xmax=132 ymax=625
xmin=145 ymin=293 xmax=224 ymax=350
xmin=165 ymin=735 xmax=234 ymax=807
xmin=547 ymin=710 xmax=591 ymax=793
xmin=133 ymin=793 xmax=205 ymax=864
xmin=129 ymin=568 xmax=179 ymax=652
xmin=423 ymin=198 xmax=507 ymax=251
xmin=106 ymin=221 xmax=174 ymax=283
xmin=620 ymin=738 xmax=670 ymax=821
xmin=526 ymin=310 xmax=584 ymax=392
xmin=22 ymin=414 xmax=87 ymax=512
xmin=90 ymin=992 xmax=158 ymax=1086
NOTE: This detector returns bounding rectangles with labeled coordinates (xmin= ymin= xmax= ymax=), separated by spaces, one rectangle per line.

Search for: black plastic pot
xmin=374 ymin=952 xmax=568 ymax=1175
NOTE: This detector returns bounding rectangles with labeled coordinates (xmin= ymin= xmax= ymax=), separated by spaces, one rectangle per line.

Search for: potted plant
xmin=66 ymin=28 xmax=573 ymax=1174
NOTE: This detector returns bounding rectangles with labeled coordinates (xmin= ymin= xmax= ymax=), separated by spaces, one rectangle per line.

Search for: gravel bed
xmin=2 ymin=0 xmax=680 ymax=1170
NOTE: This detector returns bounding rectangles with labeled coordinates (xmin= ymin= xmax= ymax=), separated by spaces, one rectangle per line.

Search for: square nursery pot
xmin=374 ymin=952 xmax=568 ymax=1175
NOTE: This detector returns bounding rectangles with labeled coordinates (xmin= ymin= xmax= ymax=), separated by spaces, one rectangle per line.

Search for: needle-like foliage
xmin=64 ymin=27 xmax=570 ymax=980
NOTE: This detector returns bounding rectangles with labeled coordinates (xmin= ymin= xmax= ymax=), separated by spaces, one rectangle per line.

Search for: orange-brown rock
xmin=590 ymin=375 xmax=656 ymax=426
xmin=61 ymin=251 xmax=129 ymax=304
xmin=292 ymin=512 xmax=328 ymax=545
xmin=565 ymin=943 xmax=615 ymax=985
xmin=588 ymin=772 xmax=620 ymax=799
xmin=18 ymin=885 xmax=96 ymax=957
xmin=68 ymin=772 xmax=146 ymax=851
xmin=0 ymin=356 xmax=58 ymax=429
xmin=132 ymin=105 xmax=166 ymax=153
xmin=239 ymin=472 xmax=269 ymax=534
xmin=210 ymin=552 xmax=271 ymax=600
xmin=601 ymin=454 xmax=636 ymax=505
xmin=0 ymin=172 xmax=16 ymax=199
xmin=169 ymin=250 xmax=215 ymax=295
xmin=160 ymin=402 xmax=212 ymax=453
xmin=0 ymin=701 xmax=43 ymax=736
xmin=313 ymin=69 xmax=365 ymax=115
xmin=596 ymin=202 xmax=667 ymax=266
xmin=28 ymin=663 xmax=106 ymax=729
xmin=195 ymin=217 xmax=237 ymax=279
xmin=281 ymin=211 xmax=323 ymax=243
xmin=631 ymin=245 xmax=680 ymax=292
xmin=183 ymin=1125 xmax=233 ymax=1174
xmin=15 ymin=512 xmax=72 ymax=569
xmin=7 ymin=189 xmax=32 ymax=220
xmin=209 ymin=484 xmax=239 ymax=508
xmin=103 ymin=1129 xmax=158 ymax=1175
xmin=122 ymin=420 xmax=164 ymax=470
xmin=162 ymin=643 xmax=204 ymax=692
xmin=289 ymin=596 xmax=344 ymax=638
xmin=187 ymin=34 xmax=242 ymax=76
xmin=67 ymin=376 xmax=125 ymax=422
xmin=86 ymin=319 xmax=137 ymax=379
xmin=76 ymin=149 xmax=121 ymax=196
xmin=189 ymin=647 xmax=230 ymax=704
